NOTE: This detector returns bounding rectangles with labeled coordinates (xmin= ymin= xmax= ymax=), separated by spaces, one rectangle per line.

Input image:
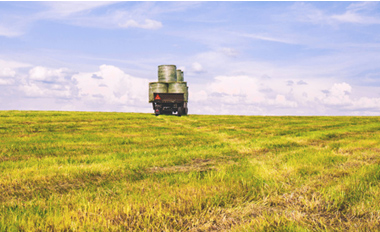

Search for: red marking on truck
xmin=155 ymin=94 xmax=161 ymax=100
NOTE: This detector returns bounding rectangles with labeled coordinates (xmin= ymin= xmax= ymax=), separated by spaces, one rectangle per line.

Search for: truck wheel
xmin=184 ymin=107 xmax=188 ymax=115
xmin=155 ymin=109 xmax=160 ymax=116
xmin=177 ymin=107 xmax=182 ymax=116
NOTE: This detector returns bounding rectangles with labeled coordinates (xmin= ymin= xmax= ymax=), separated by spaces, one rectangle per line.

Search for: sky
xmin=1 ymin=1 xmax=380 ymax=115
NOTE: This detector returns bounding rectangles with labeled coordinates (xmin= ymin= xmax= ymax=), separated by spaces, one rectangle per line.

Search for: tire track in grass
xmin=152 ymin=115 xmax=265 ymax=174
xmin=150 ymin=115 xmax=241 ymax=171
xmin=0 ymin=166 xmax=147 ymax=202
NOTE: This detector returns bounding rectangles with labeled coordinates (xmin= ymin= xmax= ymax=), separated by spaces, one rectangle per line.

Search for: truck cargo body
xmin=152 ymin=93 xmax=188 ymax=116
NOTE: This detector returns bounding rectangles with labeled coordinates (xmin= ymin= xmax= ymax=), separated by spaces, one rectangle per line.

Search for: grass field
xmin=0 ymin=111 xmax=380 ymax=231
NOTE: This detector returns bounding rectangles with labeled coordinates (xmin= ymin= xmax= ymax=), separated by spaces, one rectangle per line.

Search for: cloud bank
xmin=1 ymin=60 xmax=380 ymax=115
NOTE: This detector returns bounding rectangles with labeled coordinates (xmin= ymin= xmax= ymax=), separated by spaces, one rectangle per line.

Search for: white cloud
xmin=41 ymin=2 xmax=113 ymax=17
xmin=209 ymin=75 xmax=260 ymax=101
xmin=189 ymin=73 xmax=380 ymax=115
xmin=330 ymin=82 xmax=352 ymax=96
xmin=314 ymin=82 xmax=380 ymax=112
xmin=0 ymin=25 xmax=23 ymax=37
xmin=291 ymin=2 xmax=380 ymax=26
xmin=47 ymin=2 xmax=163 ymax=30
xmin=0 ymin=59 xmax=30 ymax=69
xmin=0 ymin=2 xmax=115 ymax=38
xmin=319 ymin=82 xmax=352 ymax=106
xmin=0 ymin=66 xmax=16 ymax=85
xmin=0 ymin=78 xmax=14 ymax=85
xmin=219 ymin=47 xmax=238 ymax=57
xmin=297 ymin=80 xmax=308 ymax=85
xmin=191 ymin=62 xmax=204 ymax=73
xmin=0 ymin=2 xmax=165 ymax=37
xmin=73 ymin=65 xmax=150 ymax=107
xmin=20 ymin=82 xmax=73 ymax=98
xmin=181 ymin=42 xmax=380 ymax=115
xmin=20 ymin=66 xmax=74 ymax=98
xmin=332 ymin=9 xmax=380 ymax=24
xmin=190 ymin=89 xmax=208 ymax=102
xmin=237 ymin=32 xmax=296 ymax=44
xmin=347 ymin=2 xmax=376 ymax=12
xmin=0 ymin=67 xmax=16 ymax=78
xmin=0 ymin=64 xmax=151 ymax=112
xmin=1 ymin=58 xmax=380 ymax=115
xmin=0 ymin=59 xmax=30 ymax=85
xmin=29 ymin=66 xmax=69 ymax=81
xmin=270 ymin=95 xmax=298 ymax=108
xmin=288 ymin=3 xmax=333 ymax=25
xmin=197 ymin=75 xmax=298 ymax=110
xmin=119 ymin=19 xmax=162 ymax=30
xmin=350 ymin=97 xmax=380 ymax=111
xmin=38 ymin=2 xmax=202 ymax=31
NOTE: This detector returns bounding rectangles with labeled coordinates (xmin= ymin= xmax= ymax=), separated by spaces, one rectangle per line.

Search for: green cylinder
xmin=185 ymin=86 xmax=189 ymax=103
xmin=168 ymin=82 xmax=188 ymax=102
xmin=149 ymin=82 xmax=168 ymax=102
xmin=176 ymin=70 xmax=184 ymax=82
xmin=158 ymin=65 xmax=177 ymax=82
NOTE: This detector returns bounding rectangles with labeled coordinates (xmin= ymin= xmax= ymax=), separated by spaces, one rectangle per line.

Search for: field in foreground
xmin=0 ymin=111 xmax=380 ymax=231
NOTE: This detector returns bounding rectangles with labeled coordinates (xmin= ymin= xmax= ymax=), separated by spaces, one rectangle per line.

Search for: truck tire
xmin=177 ymin=107 xmax=182 ymax=116
xmin=155 ymin=108 xmax=160 ymax=116
xmin=184 ymin=107 xmax=188 ymax=115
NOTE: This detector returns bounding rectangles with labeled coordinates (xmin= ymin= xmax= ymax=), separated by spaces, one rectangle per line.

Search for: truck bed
xmin=153 ymin=93 xmax=184 ymax=103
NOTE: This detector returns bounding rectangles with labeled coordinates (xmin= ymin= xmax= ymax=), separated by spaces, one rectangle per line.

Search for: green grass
xmin=1 ymin=111 xmax=380 ymax=231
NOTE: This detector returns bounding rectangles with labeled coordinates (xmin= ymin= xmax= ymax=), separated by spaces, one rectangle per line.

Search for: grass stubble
xmin=0 ymin=111 xmax=379 ymax=231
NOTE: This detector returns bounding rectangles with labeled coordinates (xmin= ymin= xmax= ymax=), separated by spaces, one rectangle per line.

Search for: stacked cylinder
xmin=149 ymin=65 xmax=188 ymax=102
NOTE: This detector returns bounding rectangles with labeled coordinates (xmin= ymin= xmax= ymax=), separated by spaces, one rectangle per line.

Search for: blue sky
xmin=1 ymin=1 xmax=380 ymax=115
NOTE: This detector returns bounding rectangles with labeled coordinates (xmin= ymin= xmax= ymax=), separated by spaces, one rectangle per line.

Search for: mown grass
xmin=1 ymin=111 xmax=380 ymax=231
